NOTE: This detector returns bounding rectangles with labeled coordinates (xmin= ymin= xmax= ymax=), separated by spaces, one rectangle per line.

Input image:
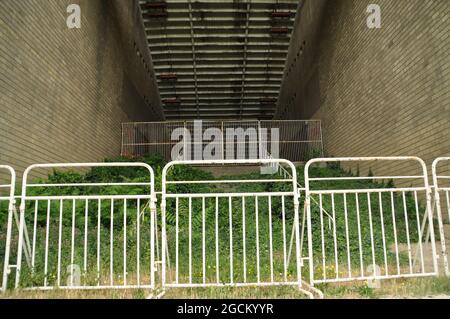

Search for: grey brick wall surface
xmin=276 ymin=0 xmax=450 ymax=180
xmin=0 ymin=0 xmax=164 ymax=182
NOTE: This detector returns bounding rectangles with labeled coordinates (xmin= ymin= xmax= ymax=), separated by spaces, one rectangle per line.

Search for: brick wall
xmin=276 ymin=0 xmax=450 ymax=179
xmin=0 ymin=0 xmax=164 ymax=182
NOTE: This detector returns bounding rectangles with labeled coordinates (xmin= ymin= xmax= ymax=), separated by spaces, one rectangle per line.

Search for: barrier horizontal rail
xmin=5 ymin=163 xmax=157 ymax=291
xmin=304 ymin=157 xmax=439 ymax=285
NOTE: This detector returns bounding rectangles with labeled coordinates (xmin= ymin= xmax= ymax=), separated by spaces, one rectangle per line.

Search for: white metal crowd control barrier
xmin=432 ymin=157 xmax=450 ymax=276
xmin=2 ymin=156 xmax=449 ymax=296
xmin=1 ymin=165 xmax=17 ymax=291
xmin=3 ymin=163 xmax=156 ymax=291
xmin=304 ymin=157 xmax=439 ymax=285
xmin=160 ymin=159 xmax=321 ymax=298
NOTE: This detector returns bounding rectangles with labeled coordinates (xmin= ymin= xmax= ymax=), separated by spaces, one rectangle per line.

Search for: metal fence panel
xmin=7 ymin=163 xmax=156 ymax=291
xmin=303 ymin=157 xmax=439 ymax=285
xmin=4 ymin=155 xmax=447 ymax=295
xmin=260 ymin=120 xmax=323 ymax=162
xmin=121 ymin=120 xmax=323 ymax=162
xmin=122 ymin=121 xmax=184 ymax=159
xmin=432 ymin=157 xmax=450 ymax=276
xmin=160 ymin=159 xmax=320 ymax=296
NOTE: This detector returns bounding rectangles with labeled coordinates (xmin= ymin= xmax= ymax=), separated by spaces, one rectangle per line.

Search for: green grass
xmin=2 ymin=277 xmax=450 ymax=299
